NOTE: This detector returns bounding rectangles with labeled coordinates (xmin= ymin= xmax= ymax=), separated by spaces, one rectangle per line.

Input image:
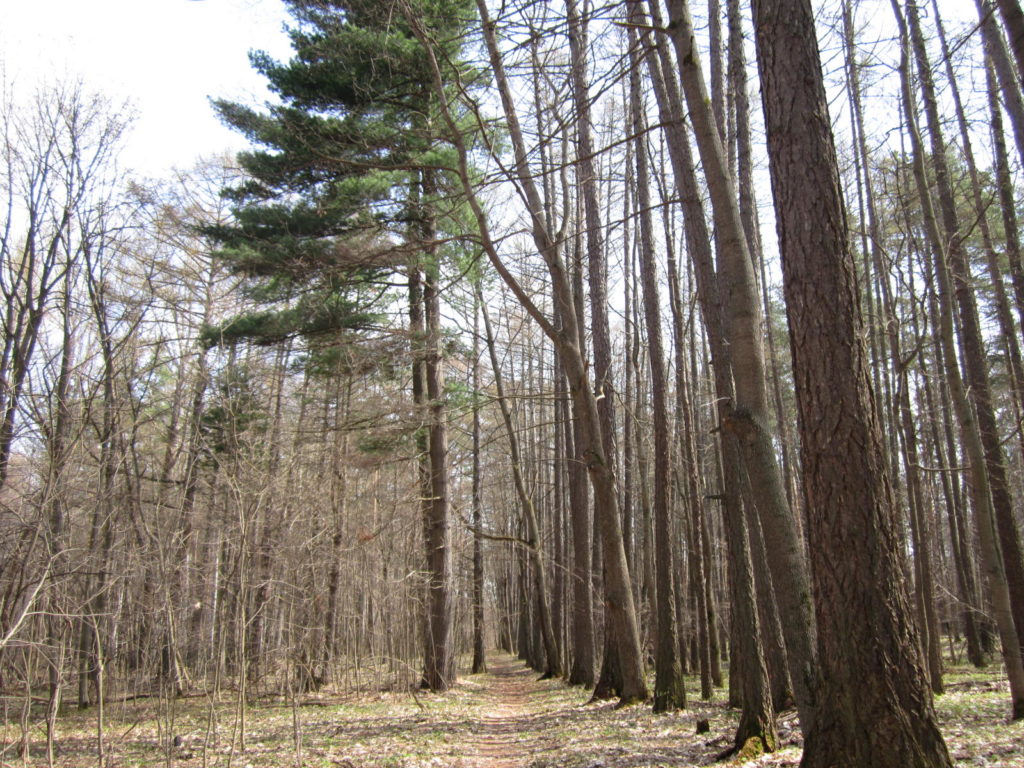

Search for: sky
xmin=0 ymin=0 xmax=983 ymax=183
xmin=0 ymin=0 xmax=293 ymax=179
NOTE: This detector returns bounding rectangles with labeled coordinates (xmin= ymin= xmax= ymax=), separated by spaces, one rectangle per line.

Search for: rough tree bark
xmin=750 ymin=0 xmax=954 ymax=764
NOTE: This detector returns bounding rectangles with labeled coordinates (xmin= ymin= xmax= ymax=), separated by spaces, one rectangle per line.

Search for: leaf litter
xmin=7 ymin=655 xmax=1021 ymax=767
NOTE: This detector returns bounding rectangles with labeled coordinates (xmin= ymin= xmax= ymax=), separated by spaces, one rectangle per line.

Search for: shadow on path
xmin=463 ymin=655 xmax=568 ymax=767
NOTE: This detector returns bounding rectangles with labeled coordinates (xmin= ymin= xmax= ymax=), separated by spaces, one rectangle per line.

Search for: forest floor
xmin=4 ymin=653 xmax=1023 ymax=767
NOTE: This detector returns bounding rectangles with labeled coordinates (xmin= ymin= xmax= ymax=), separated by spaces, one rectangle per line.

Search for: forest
xmin=2 ymin=0 xmax=1024 ymax=766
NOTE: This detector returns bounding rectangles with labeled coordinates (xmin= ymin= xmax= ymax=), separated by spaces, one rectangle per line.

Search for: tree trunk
xmin=481 ymin=294 xmax=562 ymax=679
xmin=661 ymin=0 xmax=819 ymax=734
xmin=565 ymin=0 xmax=646 ymax=700
xmin=985 ymin=54 xmax=1024 ymax=358
xmin=633 ymin=0 xmax=775 ymax=744
xmin=751 ymin=0 xmax=955 ymax=763
xmin=897 ymin=48 xmax=1024 ymax=712
xmin=564 ymin=356 xmax=596 ymax=686
xmin=410 ymin=2 xmax=648 ymax=703
xmin=665 ymin=200 xmax=714 ymax=700
xmin=996 ymin=0 xmax=1024 ymax=86
xmin=44 ymin=274 xmax=75 ymax=753
xmin=719 ymin=438 xmax=777 ymax=756
xmin=471 ymin=292 xmax=487 ymax=675
xmin=628 ymin=33 xmax=685 ymax=711
xmin=905 ymin=0 xmax=1024 ymax=669
xmin=421 ymin=265 xmax=454 ymax=691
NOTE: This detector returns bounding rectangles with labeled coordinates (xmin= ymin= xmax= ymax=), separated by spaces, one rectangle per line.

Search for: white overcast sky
xmin=0 ymin=0 xmax=292 ymax=178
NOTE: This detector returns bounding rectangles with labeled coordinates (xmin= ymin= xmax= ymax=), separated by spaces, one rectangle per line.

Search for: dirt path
xmin=460 ymin=654 xmax=567 ymax=768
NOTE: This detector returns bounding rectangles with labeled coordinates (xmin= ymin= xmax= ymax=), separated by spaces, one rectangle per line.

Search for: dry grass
xmin=1 ymin=654 xmax=1020 ymax=767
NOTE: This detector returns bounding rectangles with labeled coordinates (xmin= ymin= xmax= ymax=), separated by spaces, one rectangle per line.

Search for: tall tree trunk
xmin=78 ymin=254 xmax=126 ymax=709
xmin=563 ymin=353 xmax=596 ymax=686
xmin=660 ymin=0 xmax=819 ymax=735
xmin=628 ymin=35 xmax=685 ymax=711
xmin=623 ymin=159 xmax=638 ymax=616
xmin=409 ymin=267 xmax=432 ymax=682
xmin=985 ymin=54 xmax=1024 ymax=357
xmin=421 ymin=263 xmax=454 ymax=691
xmin=481 ymin=293 xmax=562 ymax=679
xmin=44 ymin=274 xmax=75 ymax=754
xmin=912 ymin=280 xmax=987 ymax=670
xmin=932 ymin=0 xmax=1024 ymax=424
xmin=323 ymin=375 xmax=350 ymax=686
xmin=719 ymin=439 xmax=777 ymax=756
xmin=750 ymin=0 xmax=954 ymax=763
xmin=408 ymin=2 xmax=648 ymax=703
xmin=932 ymin=0 xmax=1024 ymax=678
xmin=896 ymin=20 xmax=1012 ymax=677
xmin=728 ymin=0 xmax=795 ymax=710
xmin=731 ymin=0 xmax=799 ymax=522
xmin=472 ymin=292 xmax=487 ymax=675
xmin=634 ymin=0 xmax=774 ymax=745
xmin=843 ymin=0 xmax=943 ymax=691
xmin=665 ymin=193 xmax=714 ymax=700
xmin=566 ymin=0 xmax=643 ymax=699
xmin=899 ymin=66 xmax=1024 ymax=711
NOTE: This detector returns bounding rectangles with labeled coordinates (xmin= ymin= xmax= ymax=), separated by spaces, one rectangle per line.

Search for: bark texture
xmin=749 ymin=0 xmax=953 ymax=764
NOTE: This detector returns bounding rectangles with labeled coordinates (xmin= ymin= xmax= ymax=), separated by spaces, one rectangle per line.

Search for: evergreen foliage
xmin=205 ymin=0 xmax=479 ymax=350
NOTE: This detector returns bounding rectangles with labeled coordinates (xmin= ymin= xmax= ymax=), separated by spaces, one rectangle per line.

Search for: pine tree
xmin=207 ymin=0 xmax=477 ymax=692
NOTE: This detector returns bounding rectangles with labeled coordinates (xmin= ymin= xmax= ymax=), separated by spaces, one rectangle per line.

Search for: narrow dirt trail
xmin=460 ymin=654 xmax=567 ymax=768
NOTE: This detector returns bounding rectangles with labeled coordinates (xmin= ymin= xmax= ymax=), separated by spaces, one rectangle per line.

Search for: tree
xmin=470 ymin=290 xmax=487 ymax=675
xmin=480 ymin=289 xmax=563 ymax=679
xmin=889 ymin=0 xmax=1024 ymax=717
xmin=661 ymin=0 xmax=819 ymax=735
xmin=406 ymin=0 xmax=650 ymax=703
xmin=995 ymin=0 xmax=1024 ymax=88
xmin=903 ymin=0 xmax=1024 ymax=674
xmin=749 ymin=0 xmax=954 ymax=764
xmin=208 ymin=0 xmax=476 ymax=692
xmin=0 ymin=81 xmax=128 ymax=492
xmin=627 ymin=24 xmax=684 ymax=711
